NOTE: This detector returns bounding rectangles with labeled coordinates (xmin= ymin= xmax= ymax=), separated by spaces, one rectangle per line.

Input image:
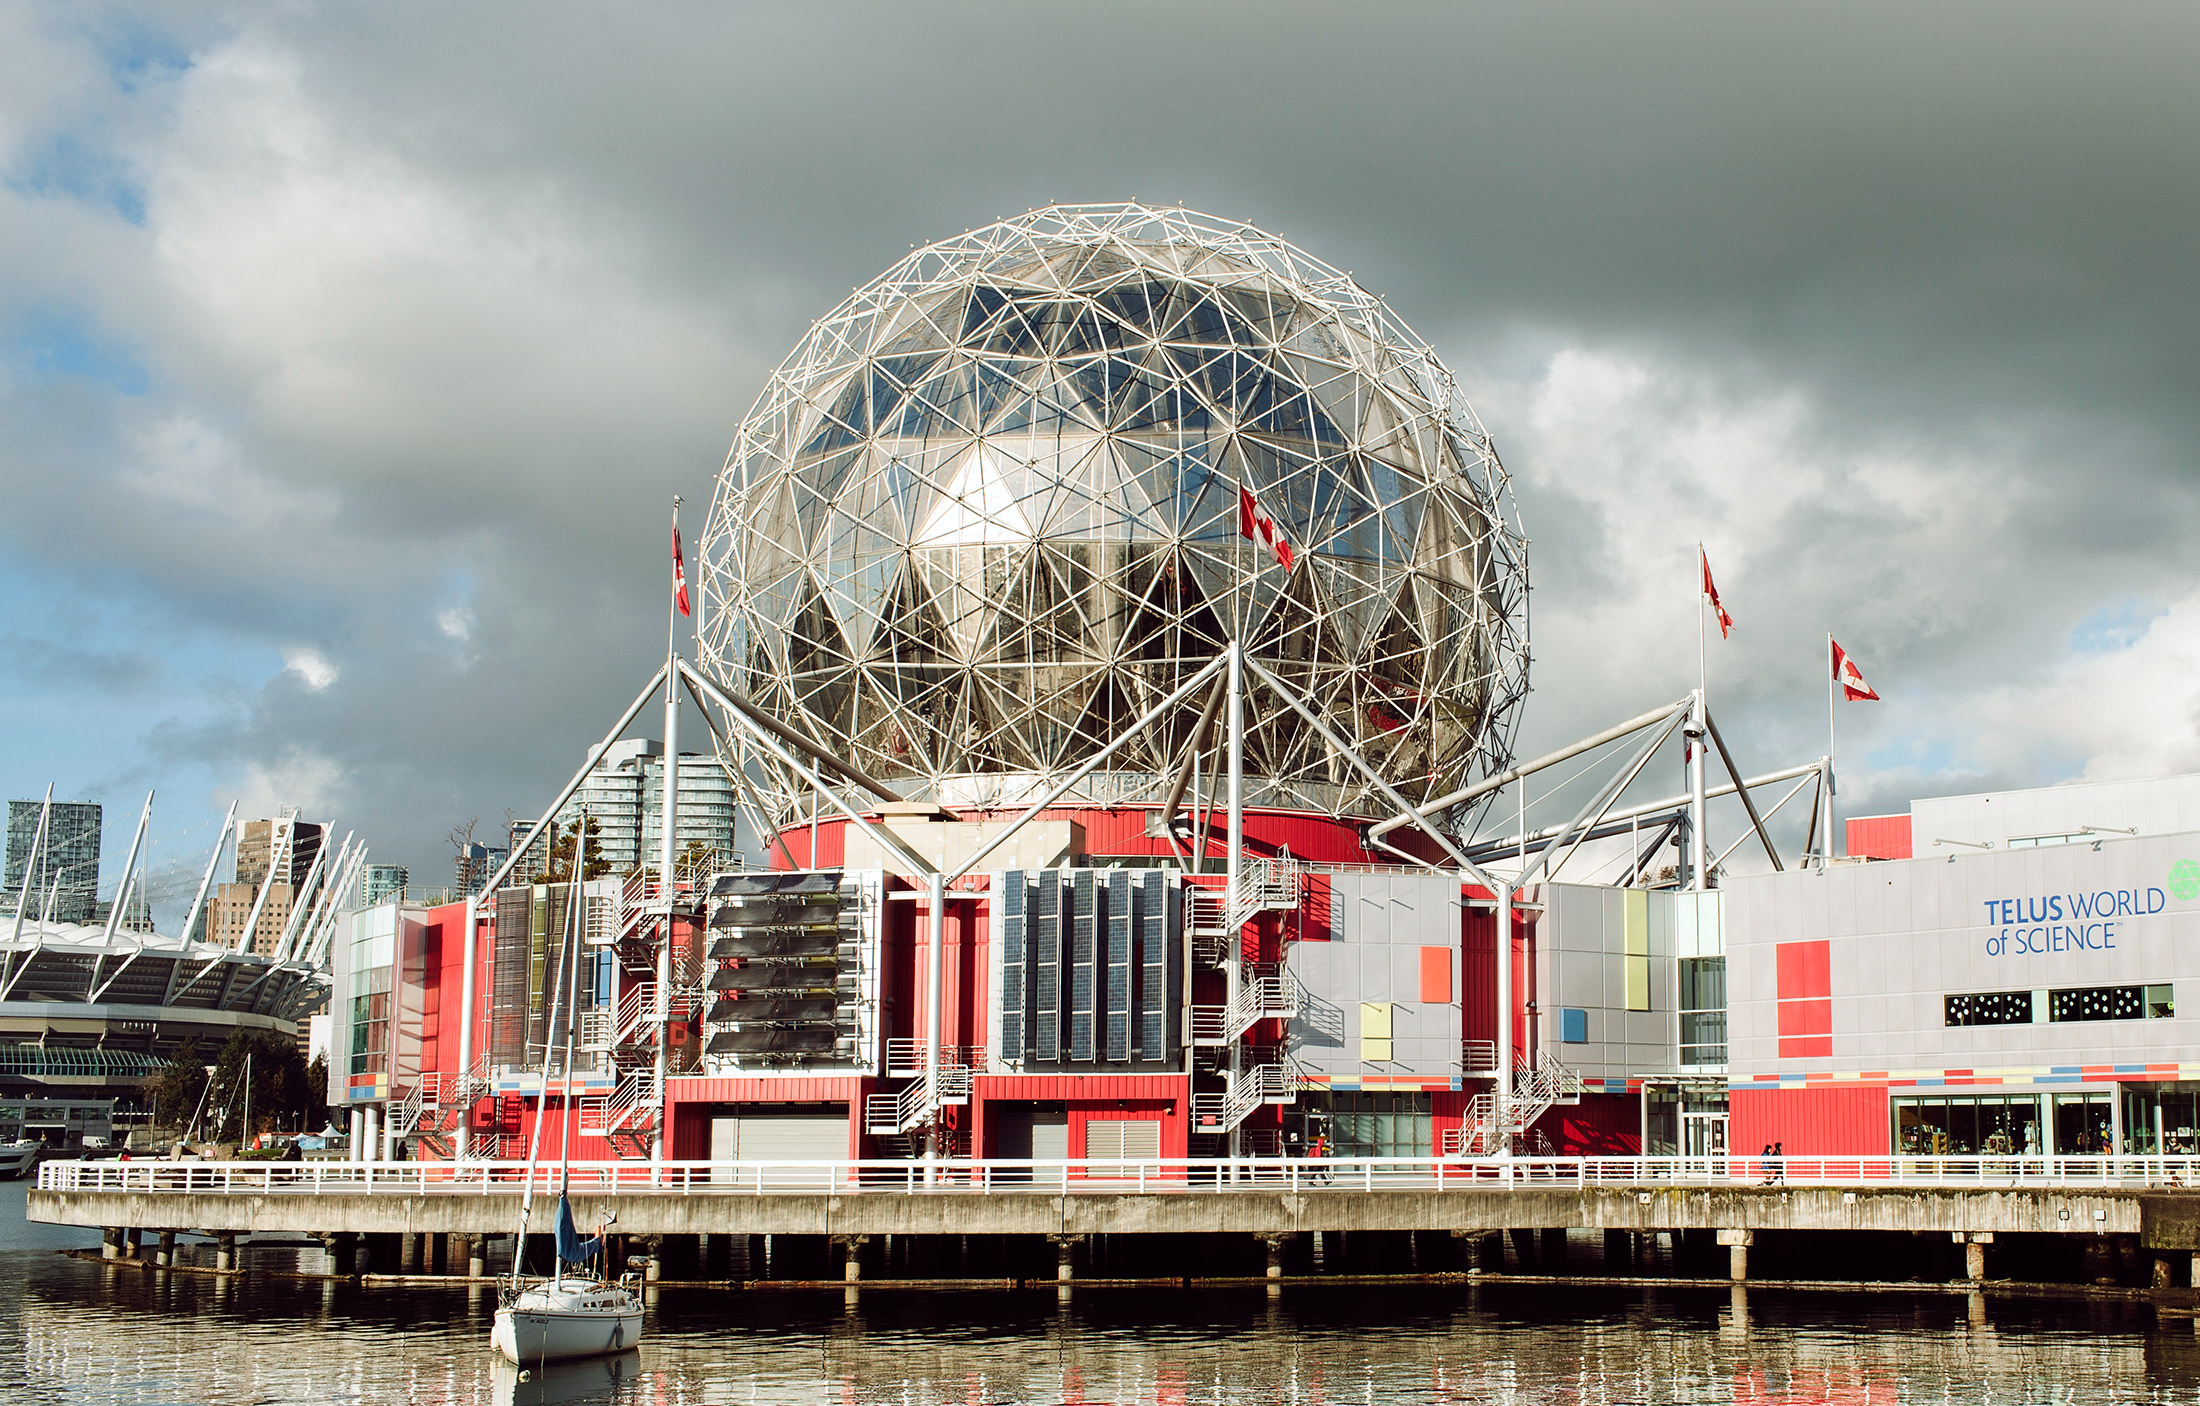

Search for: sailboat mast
xmin=507 ymin=819 xmax=580 ymax=1291
xmin=558 ymin=812 xmax=588 ymax=1200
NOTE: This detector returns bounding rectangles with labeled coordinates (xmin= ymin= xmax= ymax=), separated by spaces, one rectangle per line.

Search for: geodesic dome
xmin=699 ymin=204 xmax=1528 ymax=829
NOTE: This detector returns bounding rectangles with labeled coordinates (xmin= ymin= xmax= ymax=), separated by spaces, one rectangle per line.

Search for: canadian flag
xmin=1700 ymin=546 xmax=1732 ymax=638
xmin=1239 ymin=483 xmax=1295 ymax=571
xmin=1831 ymin=638 xmax=1879 ymax=701
xmin=672 ymin=524 xmax=692 ymax=618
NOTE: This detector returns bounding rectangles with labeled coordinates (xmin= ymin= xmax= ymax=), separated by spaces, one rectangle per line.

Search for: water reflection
xmin=6 ymin=1251 xmax=2200 ymax=1405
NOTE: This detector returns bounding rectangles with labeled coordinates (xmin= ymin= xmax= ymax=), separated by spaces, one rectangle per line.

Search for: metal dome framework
xmin=699 ymin=204 xmax=1529 ymax=831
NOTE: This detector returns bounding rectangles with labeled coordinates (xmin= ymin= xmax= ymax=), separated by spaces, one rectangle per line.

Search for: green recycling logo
xmin=2169 ymin=859 xmax=2200 ymax=902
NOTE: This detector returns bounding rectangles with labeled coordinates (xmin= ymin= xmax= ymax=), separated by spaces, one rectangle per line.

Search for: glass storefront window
xmin=1324 ymin=1093 xmax=1432 ymax=1158
xmin=1678 ymin=958 xmax=1726 ymax=1065
xmin=1893 ymin=1094 xmax=2042 ymax=1155
xmin=2052 ymin=1092 xmax=2112 ymax=1153
xmin=2120 ymin=1086 xmax=2200 ymax=1154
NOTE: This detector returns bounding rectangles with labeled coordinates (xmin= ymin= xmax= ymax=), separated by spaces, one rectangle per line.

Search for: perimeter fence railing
xmin=36 ymin=1154 xmax=2200 ymax=1198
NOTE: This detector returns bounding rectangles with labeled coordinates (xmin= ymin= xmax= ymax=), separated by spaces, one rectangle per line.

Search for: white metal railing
xmin=864 ymin=1062 xmax=975 ymax=1135
xmin=883 ymin=1040 xmax=983 ymax=1078
xmin=1226 ymin=855 xmax=1303 ymax=930
xmin=580 ymin=1067 xmax=659 ymax=1135
xmin=40 ymin=1153 xmax=2200 ymax=1197
xmin=1189 ymin=972 xmax=1303 ymax=1046
xmin=1462 ymin=1039 xmax=1498 ymax=1072
xmin=1189 ymin=1062 xmax=1296 ymax=1137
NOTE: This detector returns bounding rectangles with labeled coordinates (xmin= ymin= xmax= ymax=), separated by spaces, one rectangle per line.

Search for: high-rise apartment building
xmin=207 ymin=815 xmax=329 ymax=953
xmin=456 ymin=842 xmax=509 ymax=896
xmin=549 ymin=739 xmax=738 ymax=875
xmin=361 ymin=864 xmax=409 ymax=906
xmin=4 ymin=800 xmax=102 ymax=926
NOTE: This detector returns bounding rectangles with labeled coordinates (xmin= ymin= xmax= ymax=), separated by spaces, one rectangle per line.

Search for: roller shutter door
xmin=709 ymin=1115 xmax=848 ymax=1162
xmin=1031 ymin=1112 xmax=1069 ymax=1162
xmin=1085 ymin=1119 xmax=1161 ymax=1160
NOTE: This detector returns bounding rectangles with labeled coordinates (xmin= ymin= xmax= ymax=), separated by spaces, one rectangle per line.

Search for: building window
xmin=2049 ymin=984 xmax=2173 ymax=1023
xmin=1324 ymin=1092 xmax=1431 ymax=1158
xmin=2005 ymin=832 xmax=2090 ymax=850
xmin=1679 ymin=956 xmax=1726 ymax=1065
xmin=348 ymin=991 xmax=389 ymax=1077
xmin=1894 ymin=1094 xmax=2042 ymax=1155
xmin=1945 ymin=990 xmax=2033 ymax=1026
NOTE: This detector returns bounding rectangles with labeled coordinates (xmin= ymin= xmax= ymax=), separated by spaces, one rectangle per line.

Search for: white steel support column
xmin=180 ymin=801 xmax=236 ymax=950
xmin=1493 ymin=879 xmax=1513 ymax=1134
xmin=654 ymin=694 xmax=679 ymax=1168
xmin=348 ymin=1106 xmax=363 ymax=1162
xmin=102 ymin=791 xmax=153 ymax=943
xmin=455 ymin=894 xmax=478 ymax=1161
xmin=1689 ymin=689 xmax=1708 ymax=891
xmin=925 ymin=870 xmax=944 ymax=1174
xmin=1225 ymin=643 xmax=1245 ymax=1159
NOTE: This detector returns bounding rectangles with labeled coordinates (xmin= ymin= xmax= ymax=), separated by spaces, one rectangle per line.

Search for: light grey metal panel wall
xmin=1913 ymin=773 xmax=2200 ymax=850
xmin=1533 ymin=883 xmax=1686 ymax=1083
xmin=1728 ymin=830 xmax=2200 ymax=1072
xmin=1285 ymin=873 xmax=1461 ymax=1078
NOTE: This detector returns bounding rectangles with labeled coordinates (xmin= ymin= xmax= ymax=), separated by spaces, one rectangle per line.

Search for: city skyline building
xmin=5 ymin=799 xmax=102 ymax=926
xmin=361 ymin=863 xmax=409 ymax=906
xmin=549 ymin=738 xmax=739 ymax=874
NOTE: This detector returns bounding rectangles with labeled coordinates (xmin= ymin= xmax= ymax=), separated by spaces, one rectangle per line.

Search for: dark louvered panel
xmin=704 ymin=996 xmax=838 ymax=1023
xmin=707 ymin=962 xmax=840 ymax=993
xmin=705 ymin=1027 xmax=840 ymax=1055
xmin=999 ymin=869 xmax=1026 ymax=1059
xmin=1105 ymin=869 xmax=1132 ymax=1062
xmin=709 ymin=929 xmax=842 ymax=959
xmin=1069 ymin=870 xmax=1097 ymax=1061
xmin=1031 ymin=870 xmax=1060 ymax=1059
xmin=710 ymin=902 xmax=843 ymax=928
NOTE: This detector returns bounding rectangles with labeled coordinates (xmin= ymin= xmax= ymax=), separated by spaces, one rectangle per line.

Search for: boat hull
xmin=491 ymin=1292 xmax=642 ymax=1364
xmin=0 ymin=1142 xmax=42 ymax=1179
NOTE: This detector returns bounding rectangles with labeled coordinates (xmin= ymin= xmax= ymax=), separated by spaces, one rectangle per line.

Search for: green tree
xmin=305 ymin=1053 xmax=330 ymax=1127
xmin=148 ymin=1037 xmax=210 ymax=1134
xmin=209 ymin=1029 xmax=312 ymax=1141
xmin=533 ymin=816 xmax=610 ymax=883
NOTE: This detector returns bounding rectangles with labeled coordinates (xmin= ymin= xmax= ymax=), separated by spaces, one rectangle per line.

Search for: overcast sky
xmin=4 ymin=2 xmax=2197 ymax=918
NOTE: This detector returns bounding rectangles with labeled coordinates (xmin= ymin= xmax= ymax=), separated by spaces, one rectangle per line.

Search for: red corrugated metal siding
xmin=1461 ymin=906 xmax=1496 ymax=1047
xmin=974 ymin=1074 xmax=1189 ymax=1101
xmin=1431 ymin=1090 xmax=1472 ymax=1154
xmin=1845 ymin=814 xmax=1912 ymax=861
xmin=771 ymin=808 xmax=1448 ymax=869
xmin=1531 ymin=1092 xmax=1640 ymax=1154
xmin=1070 ymin=1102 xmax=1187 ymax=1161
xmin=667 ymin=1076 xmax=863 ymax=1104
xmin=1730 ymin=1085 xmax=1890 ymax=1156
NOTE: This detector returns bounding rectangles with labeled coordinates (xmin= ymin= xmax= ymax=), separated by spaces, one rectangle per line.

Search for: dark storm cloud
xmin=1 ymin=1 xmax=2196 ymax=890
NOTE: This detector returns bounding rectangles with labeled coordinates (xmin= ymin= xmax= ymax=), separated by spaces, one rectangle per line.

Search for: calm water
xmin=5 ymin=1181 xmax=2199 ymax=1404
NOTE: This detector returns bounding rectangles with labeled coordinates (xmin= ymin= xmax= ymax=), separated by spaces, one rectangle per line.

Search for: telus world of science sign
xmin=1723 ymin=833 xmax=2200 ymax=1074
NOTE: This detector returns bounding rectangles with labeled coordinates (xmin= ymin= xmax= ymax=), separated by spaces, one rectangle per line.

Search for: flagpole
xmin=653 ymin=493 xmax=683 ymax=1174
xmin=1690 ymin=546 xmax=1707 ymax=891
xmin=1826 ymin=631 xmax=1837 ymax=865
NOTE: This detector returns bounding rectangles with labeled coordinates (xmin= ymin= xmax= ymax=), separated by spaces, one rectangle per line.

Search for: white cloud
xmin=437 ymin=606 xmax=473 ymax=643
xmin=1962 ymin=590 xmax=2200 ymax=785
xmin=280 ymin=647 xmax=337 ymax=692
xmin=231 ymin=749 xmax=345 ymax=823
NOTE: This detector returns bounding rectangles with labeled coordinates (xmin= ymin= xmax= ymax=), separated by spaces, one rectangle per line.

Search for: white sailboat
xmin=492 ymin=812 xmax=643 ymax=1365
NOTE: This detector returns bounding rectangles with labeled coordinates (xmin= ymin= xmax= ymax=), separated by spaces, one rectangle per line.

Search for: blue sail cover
xmin=554 ymin=1195 xmax=603 ymax=1267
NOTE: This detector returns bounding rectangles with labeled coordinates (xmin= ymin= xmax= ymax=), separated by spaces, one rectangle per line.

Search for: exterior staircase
xmin=1189 ymin=1061 xmax=1298 ymax=1140
xmin=864 ymin=1051 xmax=975 ymax=1137
xmin=1445 ymin=1052 xmax=1585 ymax=1155
xmin=1190 ymin=968 xmax=1303 ymax=1045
